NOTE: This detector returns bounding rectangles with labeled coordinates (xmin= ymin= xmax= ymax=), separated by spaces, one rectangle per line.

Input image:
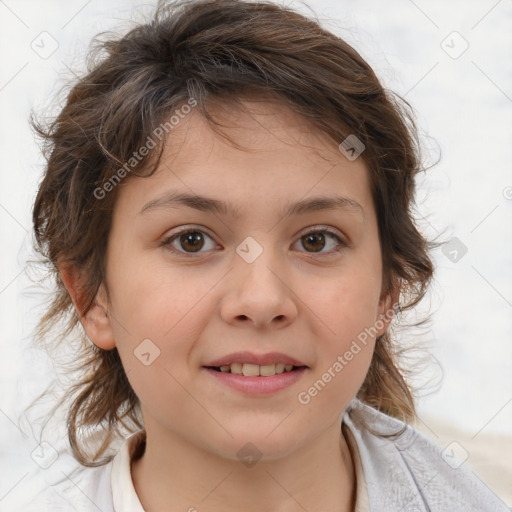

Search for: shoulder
xmin=343 ymin=398 xmax=509 ymax=512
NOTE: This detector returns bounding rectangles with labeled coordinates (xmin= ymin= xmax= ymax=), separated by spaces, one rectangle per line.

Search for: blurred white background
xmin=1 ymin=0 xmax=511 ymax=508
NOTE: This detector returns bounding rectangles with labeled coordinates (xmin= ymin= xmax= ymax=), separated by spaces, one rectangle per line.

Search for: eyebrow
xmin=139 ymin=191 xmax=365 ymax=220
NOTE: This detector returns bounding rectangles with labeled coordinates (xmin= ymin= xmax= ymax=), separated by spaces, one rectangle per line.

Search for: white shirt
xmin=14 ymin=398 xmax=509 ymax=511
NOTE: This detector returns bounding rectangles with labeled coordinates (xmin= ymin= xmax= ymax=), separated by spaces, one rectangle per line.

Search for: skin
xmin=62 ymin=98 xmax=398 ymax=512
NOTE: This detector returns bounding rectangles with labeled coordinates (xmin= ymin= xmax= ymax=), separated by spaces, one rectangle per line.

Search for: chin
xmin=203 ymin=425 xmax=309 ymax=464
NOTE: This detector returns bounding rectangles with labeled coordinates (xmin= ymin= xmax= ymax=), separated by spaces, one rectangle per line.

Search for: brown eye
xmin=302 ymin=232 xmax=327 ymax=252
xmin=162 ymin=229 xmax=217 ymax=256
xmin=178 ymin=231 xmax=205 ymax=252
xmin=295 ymin=228 xmax=347 ymax=256
xmin=162 ymin=226 xmax=347 ymax=258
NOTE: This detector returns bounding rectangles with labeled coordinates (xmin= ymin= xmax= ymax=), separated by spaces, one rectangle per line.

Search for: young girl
xmin=22 ymin=0 xmax=508 ymax=510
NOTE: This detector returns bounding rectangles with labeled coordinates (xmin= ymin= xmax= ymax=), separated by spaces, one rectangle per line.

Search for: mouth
xmin=202 ymin=363 xmax=308 ymax=395
xmin=203 ymin=363 xmax=307 ymax=377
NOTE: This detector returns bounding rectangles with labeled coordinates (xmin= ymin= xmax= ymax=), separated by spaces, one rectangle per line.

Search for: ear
xmin=60 ymin=264 xmax=116 ymax=350
xmin=375 ymin=278 xmax=401 ymax=337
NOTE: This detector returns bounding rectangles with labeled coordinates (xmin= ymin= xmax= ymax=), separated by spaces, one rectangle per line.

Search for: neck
xmin=131 ymin=419 xmax=356 ymax=512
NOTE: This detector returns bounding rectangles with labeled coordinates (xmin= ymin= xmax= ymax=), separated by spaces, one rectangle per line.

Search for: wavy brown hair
xmin=28 ymin=0 xmax=440 ymax=466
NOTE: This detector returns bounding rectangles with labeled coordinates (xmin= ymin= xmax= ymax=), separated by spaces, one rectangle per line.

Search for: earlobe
xmin=60 ymin=265 xmax=116 ymax=350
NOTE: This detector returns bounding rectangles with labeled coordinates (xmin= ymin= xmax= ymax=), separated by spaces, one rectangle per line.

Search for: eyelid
xmin=299 ymin=224 xmax=346 ymax=240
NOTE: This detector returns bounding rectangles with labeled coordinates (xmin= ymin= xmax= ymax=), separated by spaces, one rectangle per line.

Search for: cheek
xmin=313 ymin=259 xmax=382 ymax=339
xmin=305 ymin=264 xmax=382 ymax=392
xmin=108 ymin=295 xmax=214 ymax=423
xmin=107 ymin=244 xmax=217 ymax=339
xmin=296 ymin=285 xmax=379 ymax=421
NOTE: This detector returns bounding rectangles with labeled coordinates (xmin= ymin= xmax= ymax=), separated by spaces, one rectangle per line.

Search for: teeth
xmin=242 ymin=363 xmax=260 ymax=377
xmin=216 ymin=363 xmax=299 ymax=376
xmin=230 ymin=363 xmax=243 ymax=375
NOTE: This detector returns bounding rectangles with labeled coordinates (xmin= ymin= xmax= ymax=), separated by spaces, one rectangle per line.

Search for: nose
xmin=219 ymin=241 xmax=298 ymax=329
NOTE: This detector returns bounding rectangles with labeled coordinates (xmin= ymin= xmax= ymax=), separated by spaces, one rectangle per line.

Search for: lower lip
xmin=202 ymin=367 xmax=307 ymax=395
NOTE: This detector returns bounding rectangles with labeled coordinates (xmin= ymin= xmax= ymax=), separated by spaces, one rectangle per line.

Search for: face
xmin=77 ymin=99 xmax=396 ymax=461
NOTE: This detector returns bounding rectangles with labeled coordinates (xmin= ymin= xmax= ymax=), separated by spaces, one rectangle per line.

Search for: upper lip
xmin=204 ymin=351 xmax=308 ymax=367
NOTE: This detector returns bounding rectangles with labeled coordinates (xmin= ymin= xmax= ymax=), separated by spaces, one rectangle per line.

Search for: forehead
xmin=116 ymin=98 xmax=374 ymax=221
xmin=168 ymin=97 xmax=345 ymax=162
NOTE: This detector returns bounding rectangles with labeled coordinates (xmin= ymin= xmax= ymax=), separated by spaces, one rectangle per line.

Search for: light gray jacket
xmin=343 ymin=398 xmax=510 ymax=511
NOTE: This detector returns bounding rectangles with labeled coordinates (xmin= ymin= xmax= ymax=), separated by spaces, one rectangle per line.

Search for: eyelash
xmin=161 ymin=226 xmax=349 ymax=259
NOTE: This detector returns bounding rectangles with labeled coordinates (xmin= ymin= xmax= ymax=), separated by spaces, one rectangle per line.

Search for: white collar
xmin=111 ymin=430 xmax=146 ymax=512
